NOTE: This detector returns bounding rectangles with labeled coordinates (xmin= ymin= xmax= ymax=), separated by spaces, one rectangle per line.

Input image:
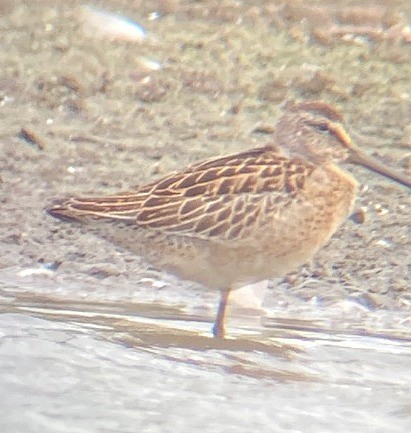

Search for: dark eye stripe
xmin=304 ymin=119 xmax=331 ymax=133
xmin=316 ymin=123 xmax=329 ymax=132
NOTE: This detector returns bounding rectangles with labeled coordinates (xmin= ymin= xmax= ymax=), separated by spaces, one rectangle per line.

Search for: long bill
xmin=348 ymin=145 xmax=411 ymax=189
xmin=331 ymin=123 xmax=411 ymax=189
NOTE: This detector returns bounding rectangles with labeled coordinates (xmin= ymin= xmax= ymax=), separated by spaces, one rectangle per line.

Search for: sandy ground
xmin=1 ymin=0 xmax=410 ymax=310
xmin=0 ymin=2 xmax=410 ymax=432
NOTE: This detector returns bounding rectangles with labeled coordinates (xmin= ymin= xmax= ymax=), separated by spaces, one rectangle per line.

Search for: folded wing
xmin=47 ymin=145 xmax=314 ymax=241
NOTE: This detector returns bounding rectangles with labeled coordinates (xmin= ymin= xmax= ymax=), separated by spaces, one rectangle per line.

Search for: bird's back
xmin=48 ymin=145 xmax=357 ymax=288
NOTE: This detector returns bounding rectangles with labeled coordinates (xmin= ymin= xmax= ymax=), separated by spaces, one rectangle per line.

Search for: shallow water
xmin=1 ymin=0 xmax=410 ymax=432
xmin=1 ymin=268 xmax=411 ymax=433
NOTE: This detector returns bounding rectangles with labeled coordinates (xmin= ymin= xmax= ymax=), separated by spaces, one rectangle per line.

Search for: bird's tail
xmin=46 ymin=193 xmax=145 ymax=223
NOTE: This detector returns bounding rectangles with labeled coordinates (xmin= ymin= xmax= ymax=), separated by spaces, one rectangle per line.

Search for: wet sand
xmin=0 ymin=1 xmax=410 ymax=432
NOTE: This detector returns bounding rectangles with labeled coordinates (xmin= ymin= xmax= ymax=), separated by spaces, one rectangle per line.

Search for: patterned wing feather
xmin=48 ymin=145 xmax=314 ymax=240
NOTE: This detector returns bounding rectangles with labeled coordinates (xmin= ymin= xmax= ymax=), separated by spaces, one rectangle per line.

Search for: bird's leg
xmin=212 ymin=288 xmax=231 ymax=338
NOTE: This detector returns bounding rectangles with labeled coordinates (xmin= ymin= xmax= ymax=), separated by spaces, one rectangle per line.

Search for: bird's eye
xmin=316 ymin=123 xmax=329 ymax=132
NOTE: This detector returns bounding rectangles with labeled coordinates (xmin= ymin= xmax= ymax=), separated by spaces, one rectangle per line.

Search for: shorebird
xmin=47 ymin=101 xmax=411 ymax=338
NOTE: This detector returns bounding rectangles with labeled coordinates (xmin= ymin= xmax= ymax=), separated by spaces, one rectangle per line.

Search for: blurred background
xmin=0 ymin=1 xmax=410 ymax=432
